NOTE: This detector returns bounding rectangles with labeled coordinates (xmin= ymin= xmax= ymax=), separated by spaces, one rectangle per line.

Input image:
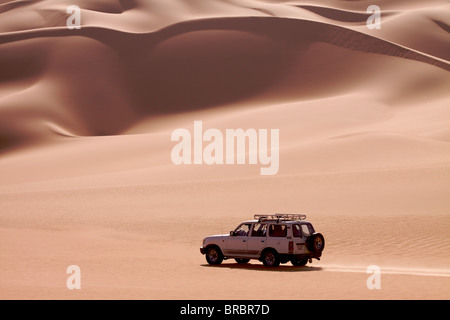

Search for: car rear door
xmin=266 ymin=223 xmax=289 ymax=254
xmin=292 ymin=224 xmax=306 ymax=253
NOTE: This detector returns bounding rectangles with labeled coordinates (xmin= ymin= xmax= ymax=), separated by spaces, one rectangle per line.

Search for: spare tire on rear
xmin=307 ymin=233 xmax=325 ymax=253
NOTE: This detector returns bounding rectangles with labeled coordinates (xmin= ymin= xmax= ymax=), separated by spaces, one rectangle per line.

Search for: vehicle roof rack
xmin=254 ymin=214 xmax=306 ymax=222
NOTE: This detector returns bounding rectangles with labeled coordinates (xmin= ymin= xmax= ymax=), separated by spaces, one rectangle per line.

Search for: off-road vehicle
xmin=200 ymin=214 xmax=325 ymax=267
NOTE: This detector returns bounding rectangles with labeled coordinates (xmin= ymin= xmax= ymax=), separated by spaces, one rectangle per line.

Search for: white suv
xmin=200 ymin=214 xmax=325 ymax=267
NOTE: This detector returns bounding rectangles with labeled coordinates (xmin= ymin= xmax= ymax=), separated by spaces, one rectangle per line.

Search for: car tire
xmin=235 ymin=258 xmax=250 ymax=264
xmin=291 ymin=257 xmax=308 ymax=267
xmin=262 ymin=249 xmax=280 ymax=267
xmin=205 ymin=246 xmax=224 ymax=265
xmin=307 ymin=233 xmax=325 ymax=253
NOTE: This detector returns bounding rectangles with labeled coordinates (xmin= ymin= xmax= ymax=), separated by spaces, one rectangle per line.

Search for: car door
xmin=292 ymin=224 xmax=306 ymax=254
xmin=247 ymin=223 xmax=267 ymax=257
xmin=300 ymin=223 xmax=315 ymax=253
xmin=266 ymin=223 xmax=288 ymax=254
xmin=224 ymin=223 xmax=250 ymax=256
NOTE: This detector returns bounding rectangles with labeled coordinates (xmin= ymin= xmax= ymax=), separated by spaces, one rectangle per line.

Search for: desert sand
xmin=0 ymin=0 xmax=449 ymax=300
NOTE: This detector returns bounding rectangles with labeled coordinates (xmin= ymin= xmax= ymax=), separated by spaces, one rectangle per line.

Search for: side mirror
xmin=230 ymin=231 xmax=235 ymax=236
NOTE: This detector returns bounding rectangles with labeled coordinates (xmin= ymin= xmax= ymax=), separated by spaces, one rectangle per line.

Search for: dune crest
xmin=0 ymin=15 xmax=449 ymax=150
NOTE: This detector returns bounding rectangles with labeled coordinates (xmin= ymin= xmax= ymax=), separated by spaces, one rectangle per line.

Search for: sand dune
xmin=0 ymin=0 xmax=449 ymax=299
xmin=0 ymin=17 xmax=448 ymax=150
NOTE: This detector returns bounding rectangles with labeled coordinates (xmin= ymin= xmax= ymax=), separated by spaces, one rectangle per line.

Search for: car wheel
xmin=307 ymin=233 xmax=325 ymax=253
xmin=291 ymin=257 xmax=308 ymax=266
xmin=205 ymin=247 xmax=223 ymax=265
xmin=262 ymin=249 xmax=280 ymax=267
xmin=235 ymin=258 xmax=250 ymax=264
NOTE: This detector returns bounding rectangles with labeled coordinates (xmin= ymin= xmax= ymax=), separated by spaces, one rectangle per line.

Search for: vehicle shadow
xmin=201 ymin=263 xmax=322 ymax=272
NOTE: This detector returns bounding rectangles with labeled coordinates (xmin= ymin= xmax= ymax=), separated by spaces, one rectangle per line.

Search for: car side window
xmin=251 ymin=224 xmax=267 ymax=237
xmin=293 ymin=224 xmax=302 ymax=237
xmin=301 ymin=224 xmax=312 ymax=237
xmin=234 ymin=223 xmax=251 ymax=236
xmin=268 ymin=224 xmax=287 ymax=237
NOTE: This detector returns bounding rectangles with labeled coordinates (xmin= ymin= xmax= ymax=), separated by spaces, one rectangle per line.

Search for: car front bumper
xmin=200 ymin=247 xmax=205 ymax=255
